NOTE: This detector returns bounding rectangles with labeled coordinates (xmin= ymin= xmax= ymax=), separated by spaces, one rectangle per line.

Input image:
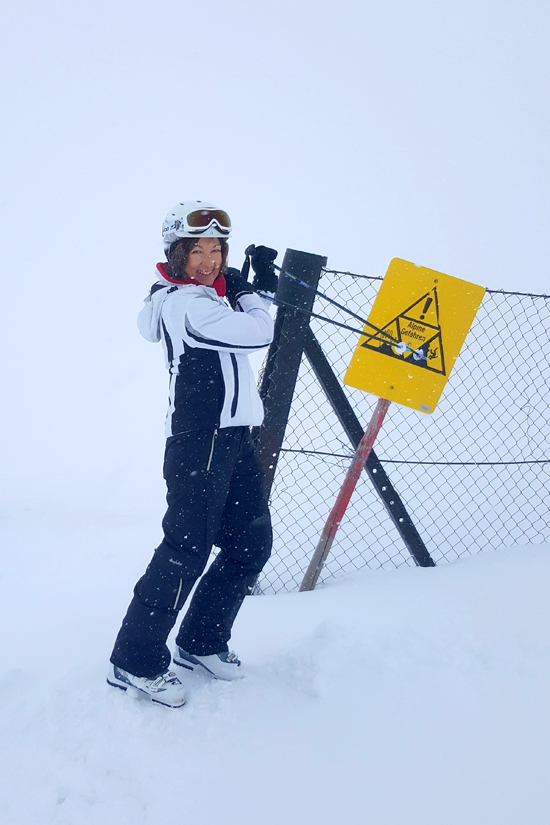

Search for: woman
xmin=108 ymin=201 xmax=277 ymax=708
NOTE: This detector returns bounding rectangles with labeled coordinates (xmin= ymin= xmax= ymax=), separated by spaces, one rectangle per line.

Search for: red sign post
xmin=300 ymin=398 xmax=392 ymax=591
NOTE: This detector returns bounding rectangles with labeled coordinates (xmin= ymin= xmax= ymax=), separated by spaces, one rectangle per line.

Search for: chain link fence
xmin=257 ymin=267 xmax=550 ymax=594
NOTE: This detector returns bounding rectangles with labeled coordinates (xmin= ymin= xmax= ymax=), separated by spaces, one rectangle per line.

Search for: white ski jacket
xmin=138 ymin=275 xmax=274 ymax=437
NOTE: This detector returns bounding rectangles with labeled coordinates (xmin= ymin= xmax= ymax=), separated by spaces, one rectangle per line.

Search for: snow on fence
xmin=256 ymin=260 xmax=550 ymax=594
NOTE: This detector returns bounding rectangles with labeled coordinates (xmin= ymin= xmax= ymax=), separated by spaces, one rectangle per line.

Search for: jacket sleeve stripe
xmin=184 ymin=322 xmax=269 ymax=350
xmin=161 ymin=319 xmax=175 ymax=366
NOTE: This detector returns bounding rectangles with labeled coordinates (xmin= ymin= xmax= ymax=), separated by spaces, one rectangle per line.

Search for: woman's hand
xmin=249 ymin=246 xmax=279 ymax=295
xmin=225 ymin=267 xmax=255 ymax=309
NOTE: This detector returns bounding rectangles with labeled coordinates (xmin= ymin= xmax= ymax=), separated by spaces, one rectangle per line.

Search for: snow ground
xmin=0 ymin=510 xmax=549 ymax=825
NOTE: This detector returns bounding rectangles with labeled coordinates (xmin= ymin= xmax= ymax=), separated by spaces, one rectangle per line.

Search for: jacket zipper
xmin=206 ymin=427 xmax=218 ymax=472
xmin=230 ymin=353 xmax=239 ymax=418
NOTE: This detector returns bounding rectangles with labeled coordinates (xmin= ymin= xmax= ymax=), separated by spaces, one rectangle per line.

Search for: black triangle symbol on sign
xmin=361 ymin=287 xmax=446 ymax=375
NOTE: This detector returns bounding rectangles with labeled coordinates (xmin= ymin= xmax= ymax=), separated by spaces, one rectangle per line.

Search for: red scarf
xmin=156 ymin=262 xmax=226 ymax=297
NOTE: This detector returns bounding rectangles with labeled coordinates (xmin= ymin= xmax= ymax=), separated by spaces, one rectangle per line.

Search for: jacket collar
xmin=156 ymin=262 xmax=226 ymax=297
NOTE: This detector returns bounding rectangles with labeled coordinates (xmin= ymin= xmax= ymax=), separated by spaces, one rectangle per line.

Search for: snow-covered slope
xmin=0 ymin=512 xmax=548 ymax=825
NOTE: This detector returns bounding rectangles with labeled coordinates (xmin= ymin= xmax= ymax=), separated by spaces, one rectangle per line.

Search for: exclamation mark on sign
xmin=420 ymin=297 xmax=432 ymax=320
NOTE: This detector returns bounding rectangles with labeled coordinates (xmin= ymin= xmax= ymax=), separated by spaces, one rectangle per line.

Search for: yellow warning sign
xmin=344 ymin=259 xmax=485 ymax=413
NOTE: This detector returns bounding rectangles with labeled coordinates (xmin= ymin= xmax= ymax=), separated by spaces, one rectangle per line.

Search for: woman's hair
xmin=168 ymin=237 xmax=229 ymax=282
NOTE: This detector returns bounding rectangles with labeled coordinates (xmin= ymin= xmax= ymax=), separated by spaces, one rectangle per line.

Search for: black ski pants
xmin=110 ymin=427 xmax=272 ymax=678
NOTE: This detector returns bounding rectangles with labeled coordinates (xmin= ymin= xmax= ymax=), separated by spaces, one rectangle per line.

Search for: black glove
xmin=225 ymin=267 xmax=254 ymax=310
xmin=247 ymin=245 xmax=278 ymax=294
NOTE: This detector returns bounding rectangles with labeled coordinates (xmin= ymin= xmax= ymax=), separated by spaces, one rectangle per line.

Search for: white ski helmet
xmin=162 ymin=201 xmax=232 ymax=253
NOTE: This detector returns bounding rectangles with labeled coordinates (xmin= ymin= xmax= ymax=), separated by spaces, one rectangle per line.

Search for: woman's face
xmin=185 ymin=237 xmax=223 ymax=286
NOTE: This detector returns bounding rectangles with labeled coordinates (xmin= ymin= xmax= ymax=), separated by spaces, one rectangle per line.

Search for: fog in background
xmin=1 ymin=0 xmax=548 ymax=520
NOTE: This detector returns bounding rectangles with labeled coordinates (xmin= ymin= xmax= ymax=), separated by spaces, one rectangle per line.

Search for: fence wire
xmin=257 ymin=269 xmax=550 ymax=594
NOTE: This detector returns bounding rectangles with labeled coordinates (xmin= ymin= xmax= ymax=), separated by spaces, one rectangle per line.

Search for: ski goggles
xmin=184 ymin=209 xmax=231 ymax=235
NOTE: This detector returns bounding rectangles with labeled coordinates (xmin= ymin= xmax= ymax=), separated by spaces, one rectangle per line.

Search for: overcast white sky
xmin=1 ymin=0 xmax=548 ymax=512
xmin=2 ymin=0 xmax=549 ymax=286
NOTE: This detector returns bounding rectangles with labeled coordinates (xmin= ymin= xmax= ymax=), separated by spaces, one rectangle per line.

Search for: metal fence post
xmin=253 ymin=248 xmax=327 ymax=496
